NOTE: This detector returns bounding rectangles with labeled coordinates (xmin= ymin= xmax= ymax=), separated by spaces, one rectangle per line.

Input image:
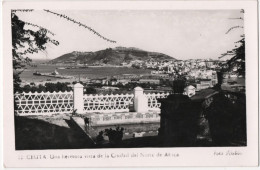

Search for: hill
xmin=50 ymin=47 xmax=176 ymax=65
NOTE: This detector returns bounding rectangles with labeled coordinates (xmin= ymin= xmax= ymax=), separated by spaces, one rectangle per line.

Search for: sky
xmin=16 ymin=10 xmax=244 ymax=60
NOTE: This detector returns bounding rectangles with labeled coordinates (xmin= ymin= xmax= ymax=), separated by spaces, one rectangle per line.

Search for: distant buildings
xmin=117 ymin=79 xmax=130 ymax=85
xmin=139 ymin=79 xmax=160 ymax=84
xmin=196 ymin=79 xmax=213 ymax=91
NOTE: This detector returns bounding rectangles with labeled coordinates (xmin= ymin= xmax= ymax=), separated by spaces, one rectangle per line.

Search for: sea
xmin=20 ymin=63 xmax=245 ymax=87
xmin=20 ymin=64 xmax=152 ymax=84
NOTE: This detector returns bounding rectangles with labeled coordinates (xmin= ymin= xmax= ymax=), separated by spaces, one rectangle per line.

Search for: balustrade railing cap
xmin=134 ymin=87 xmax=144 ymax=91
xmin=73 ymin=83 xmax=84 ymax=88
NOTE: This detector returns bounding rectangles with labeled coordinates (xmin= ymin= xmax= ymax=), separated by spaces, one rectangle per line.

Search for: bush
xmin=84 ymin=87 xmax=97 ymax=94
xmin=96 ymin=131 xmax=104 ymax=143
xmin=20 ymin=82 xmax=72 ymax=93
xmin=104 ymin=126 xmax=124 ymax=145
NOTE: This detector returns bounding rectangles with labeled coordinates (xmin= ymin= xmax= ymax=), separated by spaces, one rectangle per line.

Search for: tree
xmin=224 ymin=37 xmax=245 ymax=76
xmin=12 ymin=10 xmax=117 ymax=111
xmin=219 ymin=9 xmax=245 ymax=76
xmin=12 ymin=11 xmax=59 ymax=93
xmin=12 ymin=9 xmax=117 ymax=93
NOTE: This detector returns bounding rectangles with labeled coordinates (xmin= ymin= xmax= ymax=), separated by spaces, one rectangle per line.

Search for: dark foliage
xmin=12 ymin=12 xmax=59 ymax=93
xmin=220 ymin=37 xmax=245 ymax=76
xmin=84 ymin=87 xmax=97 ymax=94
xmin=220 ymin=10 xmax=245 ymax=76
xmin=204 ymin=92 xmax=246 ymax=146
xmin=104 ymin=126 xmax=124 ymax=146
xmin=19 ymin=82 xmax=72 ymax=93
xmin=12 ymin=9 xmax=117 ymax=93
xmin=12 ymin=12 xmax=59 ymax=111
xmin=159 ymin=91 xmax=246 ymax=147
xmin=96 ymin=131 xmax=105 ymax=143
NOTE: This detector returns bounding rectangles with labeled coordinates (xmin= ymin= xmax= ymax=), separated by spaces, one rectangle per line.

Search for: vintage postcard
xmin=2 ymin=0 xmax=258 ymax=167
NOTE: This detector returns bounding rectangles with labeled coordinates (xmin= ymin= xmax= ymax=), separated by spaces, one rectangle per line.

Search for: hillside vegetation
xmin=50 ymin=47 xmax=175 ymax=65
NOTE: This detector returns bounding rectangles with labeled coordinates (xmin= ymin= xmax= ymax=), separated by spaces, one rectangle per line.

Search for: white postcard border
xmin=2 ymin=0 xmax=258 ymax=167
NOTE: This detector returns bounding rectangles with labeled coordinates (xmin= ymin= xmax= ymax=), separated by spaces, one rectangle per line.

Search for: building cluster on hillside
xmin=145 ymin=59 xmax=223 ymax=74
xmin=131 ymin=59 xmax=224 ymax=90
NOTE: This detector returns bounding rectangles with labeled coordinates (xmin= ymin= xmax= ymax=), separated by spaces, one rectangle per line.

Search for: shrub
xmin=104 ymin=126 xmax=124 ymax=145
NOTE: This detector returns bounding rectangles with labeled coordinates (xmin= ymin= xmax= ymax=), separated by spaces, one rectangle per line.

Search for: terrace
xmin=14 ymin=83 xmax=246 ymax=149
xmin=14 ymin=84 xmax=170 ymax=124
xmin=14 ymin=83 xmax=170 ymax=149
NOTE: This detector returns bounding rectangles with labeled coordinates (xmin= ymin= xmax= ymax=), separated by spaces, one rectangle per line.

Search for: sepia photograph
xmin=2 ymin=0 xmax=258 ymax=167
xmin=12 ymin=9 xmax=246 ymax=149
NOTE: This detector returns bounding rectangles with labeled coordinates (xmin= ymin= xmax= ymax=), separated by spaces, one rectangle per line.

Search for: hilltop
xmin=49 ymin=47 xmax=176 ymax=65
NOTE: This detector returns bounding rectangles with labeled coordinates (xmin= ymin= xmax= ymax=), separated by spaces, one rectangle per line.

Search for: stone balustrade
xmin=83 ymin=93 xmax=134 ymax=113
xmin=14 ymin=91 xmax=74 ymax=115
xmin=14 ymin=83 xmax=170 ymax=116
